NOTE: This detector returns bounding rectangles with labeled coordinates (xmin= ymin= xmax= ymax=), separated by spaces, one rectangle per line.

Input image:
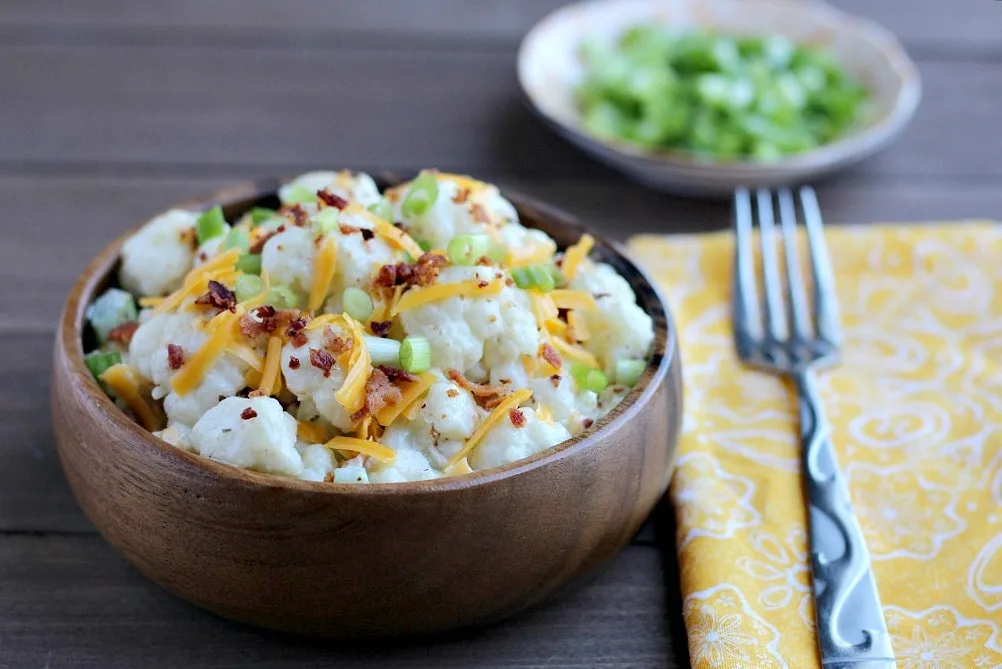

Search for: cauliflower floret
xmin=279 ymin=171 xmax=381 ymax=208
xmin=128 ymin=310 xmax=248 ymax=426
xmin=399 ymin=266 xmax=540 ymax=379
xmin=387 ymin=175 xmax=520 ymax=249
xmin=488 ymin=362 xmax=599 ymax=435
xmin=190 ymin=396 xmax=302 ymax=477
xmin=193 ymin=235 xmax=224 ymax=266
xmin=322 ymin=210 xmax=398 ymax=313
xmin=380 ymin=379 xmax=483 ymax=469
xmin=571 ymin=262 xmax=655 ymax=375
xmin=280 ymin=326 xmax=356 ymax=431
xmin=261 ymin=225 xmax=314 ymax=299
xmin=298 ymin=442 xmax=337 ymax=482
xmin=468 ymin=407 xmax=571 ymax=471
xmin=119 ymin=209 xmax=197 ymax=297
xmin=367 ymin=448 xmax=440 ymax=483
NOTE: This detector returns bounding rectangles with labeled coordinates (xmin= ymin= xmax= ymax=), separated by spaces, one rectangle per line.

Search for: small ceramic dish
xmin=517 ymin=0 xmax=921 ymax=196
xmin=50 ymin=177 xmax=683 ymax=638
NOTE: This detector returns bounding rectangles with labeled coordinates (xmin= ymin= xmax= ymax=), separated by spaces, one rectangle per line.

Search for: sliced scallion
xmin=281 ymin=185 xmax=315 ymax=205
xmin=528 ymin=265 xmax=556 ymax=293
xmin=401 ymin=172 xmax=439 ymax=217
xmin=417 ymin=239 xmax=432 ymax=252
xmin=343 ymin=287 xmax=373 ymax=322
xmin=447 ymin=234 xmax=491 ymax=266
xmin=486 ymin=242 xmax=510 ymax=264
xmin=268 ymin=285 xmax=302 ymax=309
xmin=367 ymin=198 xmax=393 ymax=222
xmin=235 ymin=275 xmax=263 ymax=302
xmin=222 ymin=227 xmax=250 ymax=254
xmin=399 ymin=336 xmax=431 ymax=373
xmin=615 ymin=358 xmax=647 ymax=386
xmin=570 ymin=362 xmax=609 ymax=393
xmin=510 ymin=267 xmax=533 ymax=289
xmin=196 ymin=206 xmax=228 ymax=244
xmin=84 ymin=350 xmax=122 ymax=381
xmin=364 ymin=335 xmax=401 ymax=366
xmin=235 ymin=253 xmax=262 ymax=276
xmin=85 ymin=288 xmax=138 ymax=343
xmin=313 ymin=207 xmax=339 ymax=235
xmin=250 ymin=207 xmax=277 ymax=226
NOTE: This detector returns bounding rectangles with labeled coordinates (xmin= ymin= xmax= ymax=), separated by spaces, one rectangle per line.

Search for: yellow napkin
xmin=628 ymin=222 xmax=1002 ymax=669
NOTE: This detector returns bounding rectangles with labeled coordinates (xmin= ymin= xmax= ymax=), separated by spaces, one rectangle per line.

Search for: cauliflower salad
xmin=83 ymin=170 xmax=655 ymax=483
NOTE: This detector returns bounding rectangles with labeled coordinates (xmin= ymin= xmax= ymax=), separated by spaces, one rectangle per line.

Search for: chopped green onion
xmin=250 ymin=207 xmax=277 ymax=226
xmin=615 ymin=358 xmax=647 ymax=386
xmin=196 ymin=206 xmax=228 ymax=245
xmin=528 ymin=265 xmax=556 ymax=292
xmin=86 ymin=288 xmax=138 ymax=343
xmin=235 ymin=275 xmax=263 ymax=302
xmin=281 ymin=184 xmax=315 ymax=205
xmin=235 ymin=253 xmax=262 ymax=276
xmin=268 ymin=285 xmax=302 ymax=309
xmin=486 ymin=242 xmax=510 ymax=264
xmin=343 ymin=287 xmax=373 ymax=322
xmin=399 ymin=336 xmax=431 ymax=373
xmin=510 ymin=267 xmax=533 ymax=289
xmin=546 ymin=264 xmax=567 ymax=287
xmin=447 ymin=234 xmax=491 ymax=266
xmin=403 ymin=252 xmax=415 ymax=264
xmin=570 ymin=363 xmax=609 ymax=393
xmin=84 ymin=350 xmax=122 ymax=381
xmin=367 ymin=198 xmax=394 ymax=222
xmin=417 ymin=239 xmax=432 ymax=252
xmin=313 ymin=207 xmax=339 ymax=235
xmin=401 ymin=172 xmax=439 ymax=217
xmin=222 ymin=227 xmax=250 ymax=254
xmin=364 ymin=335 xmax=401 ymax=366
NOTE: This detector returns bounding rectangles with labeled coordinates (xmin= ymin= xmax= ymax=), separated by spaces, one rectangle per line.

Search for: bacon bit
xmin=429 ymin=424 xmax=441 ymax=447
xmin=239 ymin=306 xmax=301 ymax=344
xmin=393 ymin=221 xmax=409 ymax=233
xmin=291 ymin=331 xmax=308 ymax=348
xmin=582 ymin=418 xmax=594 ymax=429
xmin=350 ymin=367 xmax=403 ymax=421
xmin=322 ymin=327 xmax=352 ymax=356
xmin=373 ymin=253 xmax=446 ymax=293
xmin=452 ymin=187 xmax=470 ymax=204
xmin=360 ymin=228 xmax=374 ymax=241
xmin=249 ymin=229 xmax=277 ymax=254
xmin=550 ymin=374 xmax=561 ymax=388
xmin=198 ymin=251 xmax=208 ymax=263
xmin=541 ymin=343 xmax=562 ymax=370
xmin=447 ymin=388 xmax=459 ymax=398
xmin=106 ymin=321 xmax=139 ymax=346
xmin=339 ymin=223 xmax=361 ymax=235
xmin=167 ymin=343 xmax=185 ymax=370
xmin=309 ymin=348 xmax=335 ymax=377
xmin=317 ymin=189 xmax=348 ymax=209
xmin=195 ymin=280 xmax=237 ymax=312
xmin=476 ymin=256 xmax=496 ymax=267
xmin=509 ymin=408 xmax=526 ymax=428
xmin=505 ymin=277 xmax=514 ymax=287
xmin=446 ymin=369 xmax=510 ymax=409
xmin=276 ymin=224 xmax=287 ymax=234
xmin=476 ymin=280 xmax=489 ymax=288
xmin=377 ymin=365 xmax=418 ymax=384
xmin=470 ymin=204 xmax=490 ymax=224
xmin=286 ymin=204 xmax=309 ymax=227
xmin=241 ymin=407 xmax=258 ymax=420
xmin=323 ymin=471 xmax=335 ymax=483
xmin=557 ymin=308 xmax=570 ymax=322
xmin=288 ymin=356 xmax=300 ymax=369
xmin=370 ymin=320 xmax=392 ymax=337
xmin=286 ymin=315 xmax=308 ymax=338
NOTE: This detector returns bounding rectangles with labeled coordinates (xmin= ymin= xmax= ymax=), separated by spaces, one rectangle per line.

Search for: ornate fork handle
xmin=796 ymin=367 xmax=896 ymax=668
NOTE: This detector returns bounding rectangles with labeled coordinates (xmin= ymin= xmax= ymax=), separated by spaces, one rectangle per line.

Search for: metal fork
xmin=733 ymin=187 xmax=895 ymax=669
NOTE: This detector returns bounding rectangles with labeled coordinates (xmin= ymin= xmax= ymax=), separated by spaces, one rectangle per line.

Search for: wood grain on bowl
xmin=50 ymin=179 xmax=682 ymax=638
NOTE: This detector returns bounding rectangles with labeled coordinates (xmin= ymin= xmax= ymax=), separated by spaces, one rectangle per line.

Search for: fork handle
xmin=795 ymin=368 xmax=896 ymax=667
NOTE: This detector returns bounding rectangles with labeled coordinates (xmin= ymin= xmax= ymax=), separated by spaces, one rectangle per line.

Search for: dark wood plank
xmin=1 ymin=42 xmax=997 ymax=180
xmin=1 ymin=0 xmax=999 ymax=53
xmin=0 ymin=536 xmax=677 ymax=668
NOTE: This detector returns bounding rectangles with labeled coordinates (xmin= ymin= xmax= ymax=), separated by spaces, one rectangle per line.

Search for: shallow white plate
xmin=517 ymin=0 xmax=921 ymax=196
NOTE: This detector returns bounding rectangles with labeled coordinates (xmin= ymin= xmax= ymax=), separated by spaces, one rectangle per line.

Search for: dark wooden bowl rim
xmin=60 ymin=175 xmax=677 ymax=496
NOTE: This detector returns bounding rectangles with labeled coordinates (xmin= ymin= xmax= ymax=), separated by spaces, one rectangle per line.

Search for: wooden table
xmin=2 ymin=1 xmax=999 ymax=666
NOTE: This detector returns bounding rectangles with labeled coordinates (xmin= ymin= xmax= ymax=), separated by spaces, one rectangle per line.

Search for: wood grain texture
xmin=2 ymin=0 xmax=1000 ymax=53
xmin=0 ymin=535 xmax=678 ymax=669
xmin=50 ymin=180 xmax=683 ymax=637
xmin=1 ymin=46 xmax=999 ymax=180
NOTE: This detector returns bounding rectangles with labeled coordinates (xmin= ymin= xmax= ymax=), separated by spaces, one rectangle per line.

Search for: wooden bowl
xmin=50 ymin=177 xmax=683 ymax=638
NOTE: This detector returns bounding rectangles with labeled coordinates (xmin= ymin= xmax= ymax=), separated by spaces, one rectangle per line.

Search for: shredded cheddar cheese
xmin=227 ymin=343 xmax=265 ymax=371
xmin=445 ymin=457 xmax=473 ymax=476
xmin=447 ymin=388 xmax=533 ymax=468
xmin=244 ymin=368 xmax=262 ymax=388
xmin=435 ymin=173 xmax=488 ymax=193
xmin=322 ymin=436 xmax=396 ymax=463
xmin=342 ymin=204 xmax=424 ymax=259
xmin=100 ymin=363 xmax=162 ymax=431
xmin=374 ymin=371 xmax=436 ymax=426
xmin=391 ymin=279 xmax=504 ymax=316
xmin=550 ymin=290 xmax=598 ymax=311
xmin=561 ymin=234 xmax=594 ymax=281
xmin=309 ymin=236 xmax=338 ymax=312
xmin=297 ymin=420 xmax=328 ymax=444
xmin=139 ymin=296 xmax=165 ymax=308
xmin=509 ymin=238 xmax=557 ymax=268
xmin=258 ymin=336 xmax=283 ymax=396
xmin=536 ymin=405 xmax=554 ymax=424
xmin=567 ymin=310 xmax=591 ymax=342
xmin=334 ymin=315 xmax=370 ymax=413
xmin=550 ymin=336 xmax=600 ymax=369
xmin=170 ymin=311 xmax=239 ymax=395
xmin=402 ymin=395 xmax=424 ymax=421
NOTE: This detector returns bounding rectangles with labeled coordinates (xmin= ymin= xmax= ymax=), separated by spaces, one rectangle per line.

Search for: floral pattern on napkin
xmin=628 ymin=222 xmax=1002 ymax=669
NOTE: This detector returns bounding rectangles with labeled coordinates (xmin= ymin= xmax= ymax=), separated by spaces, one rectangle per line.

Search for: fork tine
xmin=777 ymin=188 xmax=812 ymax=341
xmin=755 ymin=189 xmax=788 ymax=343
xmin=800 ymin=186 xmax=841 ymax=345
xmin=733 ymin=187 xmax=761 ymax=347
